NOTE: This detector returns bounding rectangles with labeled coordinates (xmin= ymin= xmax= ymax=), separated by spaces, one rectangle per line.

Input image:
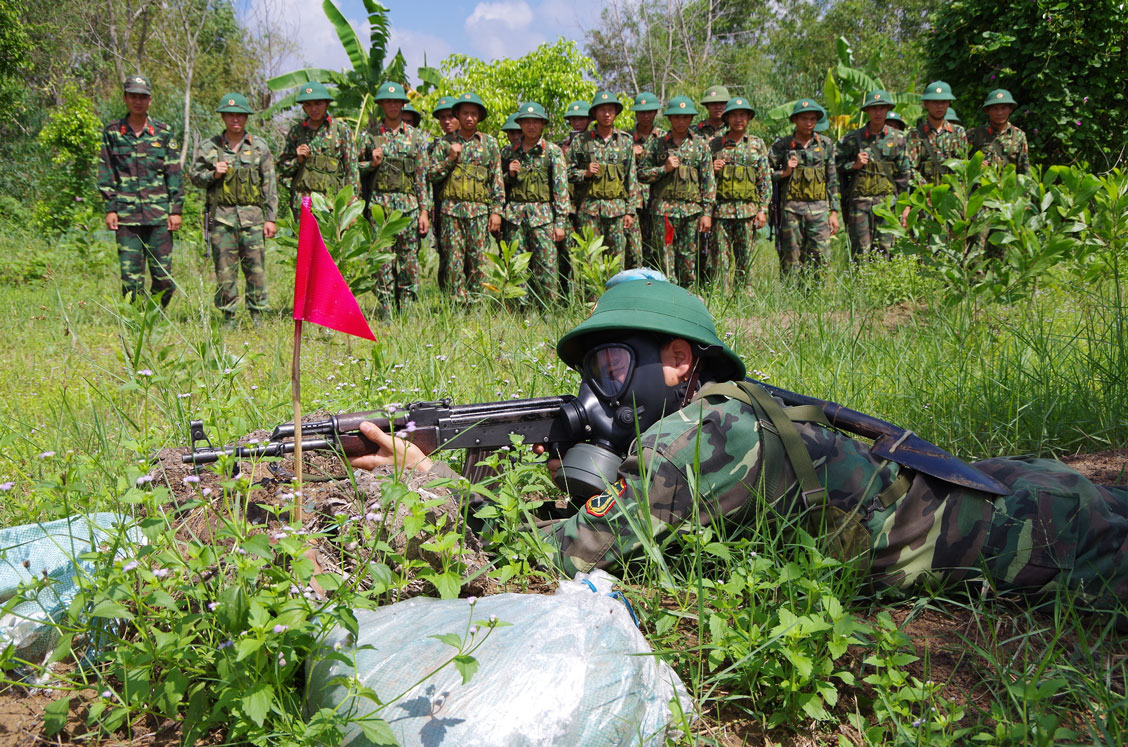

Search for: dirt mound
xmin=1060 ymin=447 xmax=1128 ymax=485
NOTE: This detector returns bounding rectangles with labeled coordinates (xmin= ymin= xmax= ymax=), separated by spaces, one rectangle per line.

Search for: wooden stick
xmin=291 ymin=319 xmax=303 ymax=524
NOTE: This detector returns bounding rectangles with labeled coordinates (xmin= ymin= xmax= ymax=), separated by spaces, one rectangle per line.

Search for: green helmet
xmin=557 ymin=280 xmax=744 ymax=380
xmin=500 ymin=113 xmax=521 ymax=132
xmin=700 ymin=85 xmax=731 ymax=104
xmin=453 ymin=92 xmax=488 ymax=121
xmin=296 ymin=81 xmax=334 ymax=102
xmin=515 ymin=102 xmax=549 ymax=121
xmin=921 ymin=81 xmax=955 ymax=102
xmin=790 ymin=98 xmax=826 ymax=120
xmin=632 ymin=92 xmax=661 ymax=112
xmin=402 ymin=103 xmax=421 ymax=125
xmin=432 ymin=96 xmax=455 ymax=116
xmin=983 ymin=89 xmax=1018 ymax=108
xmin=216 ymin=92 xmax=253 ymax=114
xmin=861 ymin=90 xmax=893 ymax=110
xmin=564 ymin=100 xmax=590 ymax=119
xmin=664 ymin=96 xmax=698 ymax=117
xmin=945 ymin=107 xmax=961 ymax=123
xmin=885 ymin=110 xmax=906 ymax=129
xmin=814 ymin=116 xmax=829 ymax=133
xmin=590 ymin=90 xmax=623 ymax=115
xmin=722 ymin=97 xmax=755 ymax=119
xmin=374 ymin=81 xmax=409 ymax=102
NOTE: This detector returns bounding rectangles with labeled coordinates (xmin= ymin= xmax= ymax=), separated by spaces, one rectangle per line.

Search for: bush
xmin=34 ymin=86 xmax=102 ymax=236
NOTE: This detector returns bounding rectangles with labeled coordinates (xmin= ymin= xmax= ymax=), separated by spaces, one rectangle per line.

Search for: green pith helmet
xmin=296 ymin=81 xmax=334 ymax=102
xmin=722 ymin=97 xmax=755 ymax=119
xmin=500 ymin=113 xmax=521 ymax=132
xmin=983 ymin=89 xmax=1018 ymax=108
xmin=124 ymin=75 xmax=151 ymax=95
xmin=590 ymin=90 xmax=623 ymax=115
xmin=814 ymin=116 xmax=829 ymax=133
xmin=453 ymin=92 xmax=489 ymax=121
xmin=790 ymin=98 xmax=826 ymax=120
xmin=515 ymin=102 xmax=549 ymax=121
xmin=664 ymin=96 xmax=698 ymax=117
xmin=564 ymin=100 xmax=590 ymax=119
xmin=374 ymin=81 xmax=409 ymax=102
xmin=921 ymin=80 xmax=954 ymax=102
xmin=945 ymin=107 xmax=961 ymax=123
xmin=432 ymin=96 xmax=455 ymax=116
xmin=632 ymin=92 xmax=661 ymax=112
xmin=402 ymin=102 xmax=420 ymax=124
xmin=861 ymin=90 xmax=893 ymax=110
xmin=216 ymin=92 xmax=253 ymax=114
xmin=700 ymin=85 xmax=731 ymax=104
xmin=885 ymin=111 xmax=906 ymax=129
xmin=556 ymin=280 xmax=745 ymax=380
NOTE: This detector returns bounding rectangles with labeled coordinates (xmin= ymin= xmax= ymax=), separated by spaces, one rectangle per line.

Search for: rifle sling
xmin=916 ymin=122 xmax=943 ymax=178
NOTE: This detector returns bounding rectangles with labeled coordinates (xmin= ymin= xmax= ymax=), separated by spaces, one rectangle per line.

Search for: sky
xmin=253 ymin=0 xmax=605 ymax=83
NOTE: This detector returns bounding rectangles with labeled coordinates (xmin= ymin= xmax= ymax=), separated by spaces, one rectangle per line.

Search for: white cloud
xmin=465 ymin=1 xmax=535 ymax=30
xmin=464 ymin=1 xmax=543 ymax=59
xmin=388 ymin=26 xmax=453 ymax=82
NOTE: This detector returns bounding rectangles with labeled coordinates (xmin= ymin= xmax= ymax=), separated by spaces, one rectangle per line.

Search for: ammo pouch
xmin=373 ymin=156 xmax=417 ymax=194
xmin=215 ymin=166 xmax=262 ymax=206
xmin=510 ymin=161 xmax=551 ymax=202
xmin=589 ymin=162 xmax=627 ymax=200
xmin=716 ymin=163 xmax=757 ymax=202
xmin=786 ymin=165 xmax=827 ymax=201
xmin=855 ymin=158 xmax=895 ymax=197
xmin=652 ymin=164 xmax=700 ymax=203
xmin=294 ymin=153 xmax=340 ymax=194
xmin=441 ymin=163 xmax=489 ymax=203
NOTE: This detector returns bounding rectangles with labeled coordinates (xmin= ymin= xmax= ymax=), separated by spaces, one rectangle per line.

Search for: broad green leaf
xmin=323 ymin=0 xmax=368 ymax=78
xmin=44 ymin=697 xmax=70 ymax=736
xmin=90 ymin=599 xmax=133 ymax=620
xmin=357 ymin=713 xmax=399 ymax=745
xmin=453 ymin=654 xmax=479 ymax=684
xmin=430 ymin=633 xmax=462 ymax=648
xmin=240 ymin=682 xmax=275 ymax=727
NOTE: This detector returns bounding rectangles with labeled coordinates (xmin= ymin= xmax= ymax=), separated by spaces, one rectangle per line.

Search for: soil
xmin=2 ymin=447 xmax=1125 ymax=745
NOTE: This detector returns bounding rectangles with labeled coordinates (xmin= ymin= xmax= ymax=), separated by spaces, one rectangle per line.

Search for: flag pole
xmin=291 ymin=319 xmax=303 ymax=524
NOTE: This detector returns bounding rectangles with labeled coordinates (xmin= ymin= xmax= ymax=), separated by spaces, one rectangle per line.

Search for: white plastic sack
xmin=306 ymin=570 xmax=694 ymax=746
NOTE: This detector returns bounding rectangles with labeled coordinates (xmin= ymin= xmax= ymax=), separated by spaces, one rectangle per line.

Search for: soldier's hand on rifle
xmin=370 ymin=146 xmax=384 ymax=167
xmin=698 ymin=214 xmax=712 ymax=232
xmin=509 ymin=160 xmax=521 ymax=176
xmin=264 ymin=221 xmax=277 ymax=239
xmin=532 ymin=444 xmax=561 ymax=483
xmin=633 ymin=143 xmax=644 ymax=158
xmin=105 ymin=212 xmax=118 ymax=231
xmin=168 ymin=215 xmax=182 ymax=232
xmin=348 ymin=421 xmax=432 ymax=473
xmin=448 ymin=142 xmax=463 ymax=161
xmin=215 ymin=160 xmax=229 ymax=177
xmin=624 ymin=214 xmax=635 ymax=230
xmin=755 ymin=209 xmax=767 ymax=229
xmin=586 ymin=162 xmax=601 ymax=177
xmin=782 ymin=153 xmax=799 ymax=177
xmin=296 ymin=144 xmax=311 ymax=162
xmin=853 ymin=151 xmax=869 ymax=169
xmin=488 ymin=213 xmax=501 ymax=233
xmin=664 ymin=154 xmax=680 ymax=172
xmin=829 ymin=210 xmax=840 ymax=236
xmin=418 ymin=210 xmax=430 ymax=235
xmin=713 ymin=158 xmax=726 ymax=173
xmin=553 ymin=227 xmax=566 ymax=242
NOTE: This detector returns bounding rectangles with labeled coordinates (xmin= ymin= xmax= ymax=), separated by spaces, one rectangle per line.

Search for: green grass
xmin=0 ymin=221 xmax=1125 ymax=744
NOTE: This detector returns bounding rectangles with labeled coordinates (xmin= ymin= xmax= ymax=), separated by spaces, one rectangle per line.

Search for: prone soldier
xmin=278 ymin=81 xmax=359 ymax=220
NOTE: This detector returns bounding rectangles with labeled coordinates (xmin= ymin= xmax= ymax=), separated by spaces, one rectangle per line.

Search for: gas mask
xmin=555 ymin=334 xmax=691 ymax=499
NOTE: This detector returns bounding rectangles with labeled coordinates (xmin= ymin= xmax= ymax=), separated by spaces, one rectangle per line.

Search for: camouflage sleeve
xmin=259 ymin=143 xmax=278 ymax=223
xmin=549 ymin=144 xmax=571 ymax=232
xmin=188 ymin=138 xmax=218 ymax=190
xmin=427 ymin=138 xmax=453 ymax=183
xmin=825 ymin=140 xmax=840 ymax=213
xmin=699 ymin=141 xmax=716 ymax=209
xmin=97 ymin=126 xmax=120 ymax=213
xmin=1015 ymin=130 xmax=1031 ymax=175
xmin=768 ymin=139 xmax=787 ymax=182
xmin=413 ymin=130 xmax=432 ymax=214
xmin=499 ymin=145 xmax=516 ymax=187
xmin=835 ymin=132 xmax=856 ymax=172
xmin=356 ymin=130 xmax=373 ymax=180
xmin=162 ymin=129 xmax=183 ymax=215
xmin=892 ymin=135 xmax=911 ymax=195
xmin=637 ymin=138 xmax=665 ymax=184
xmin=340 ymin=126 xmax=360 ymax=198
xmin=487 ymin=136 xmax=505 ymax=214
xmin=566 ymin=136 xmax=588 ymax=184
xmin=277 ymin=126 xmax=300 ymax=178
xmin=905 ymin=129 xmax=924 ymax=189
xmin=755 ymin=143 xmax=771 ymax=214
xmin=625 ymin=138 xmax=642 ymax=211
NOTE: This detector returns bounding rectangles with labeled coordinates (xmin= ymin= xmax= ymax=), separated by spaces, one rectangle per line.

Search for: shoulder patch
xmin=584 ymin=490 xmax=618 ymax=517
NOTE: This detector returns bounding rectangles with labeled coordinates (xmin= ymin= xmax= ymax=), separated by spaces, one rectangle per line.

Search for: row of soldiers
xmin=96 ymin=76 xmax=1031 ymax=320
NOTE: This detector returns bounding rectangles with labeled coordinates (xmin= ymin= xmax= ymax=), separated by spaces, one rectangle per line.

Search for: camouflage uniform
xmin=836 ymin=125 xmax=909 ymax=258
xmin=429 ymin=131 xmax=505 ymax=299
xmin=769 ymin=133 xmax=840 ymax=274
xmin=544 ymin=384 xmax=1128 ymax=609
xmin=709 ymin=132 xmax=770 ymax=289
xmin=907 ymin=120 xmax=968 ymax=186
xmin=638 ymin=132 xmax=717 ymax=286
xmin=189 ymin=132 xmax=278 ymax=314
xmin=359 ymin=122 xmax=433 ymax=313
xmin=692 ymin=121 xmax=726 ymax=139
xmin=501 ymin=136 xmax=571 ymax=305
xmin=278 ymin=116 xmax=360 ymax=217
xmin=97 ymin=116 xmax=183 ymax=304
xmin=967 ymin=122 xmax=1031 ymax=175
xmin=629 ymin=125 xmax=666 ymax=270
xmin=567 ymin=129 xmax=641 ymax=267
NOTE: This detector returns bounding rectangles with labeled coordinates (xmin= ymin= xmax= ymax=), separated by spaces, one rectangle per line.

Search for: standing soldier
xmin=946 ymin=108 xmax=962 ymax=126
xmin=769 ymin=100 xmax=840 ymax=276
xmin=278 ymin=81 xmax=359 ymax=220
xmin=568 ymin=91 xmax=640 ymax=268
xmin=401 ymin=103 xmax=423 ymax=129
xmin=693 ymin=85 xmax=730 ymax=138
xmin=629 ymin=92 xmax=664 ymax=270
xmin=97 ymin=75 xmax=183 ymax=307
xmin=429 ymin=96 xmax=460 ymax=293
xmin=500 ymin=102 xmax=571 ymax=305
xmin=836 ymin=90 xmax=909 ymax=259
xmin=428 ymin=93 xmax=505 ymax=300
xmin=901 ymin=81 xmax=967 ymax=226
xmin=967 ymin=89 xmax=1030 ymax=175
xmin=189 ymin=93 xmax=277 ymax=327
xmin=709 ymin=97 xmax=770 ymax=290
xmin=885 ymin=111 xmax=906 ymax=132
xmin=557 ymin=100 xmax=592 ymax=292
xmin=358 ymin=82 xmax=432 ymax=315
xmin=638 ymin=96 xmax=716 ymax=287
xmin=500 ymin=113 xmax=522 ymax=148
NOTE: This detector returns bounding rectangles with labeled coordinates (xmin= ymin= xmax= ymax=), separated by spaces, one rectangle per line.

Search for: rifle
xmin=202 ymin=201 xmax=212 ymax=260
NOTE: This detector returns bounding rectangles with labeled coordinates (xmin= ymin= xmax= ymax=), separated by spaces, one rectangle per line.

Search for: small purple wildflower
xmin=136 ymin=474 xmax=153 ymax=486
xmin=101 ymin=690 xmax=113 ymax=699
xmin=218 ymin=640 xmax=234 ymax=650
xmin=488 ymin=614 xmax=498 ymax=624
xmin=1083 ymin=96 xmax=1090 ymax=104
xmin=39 ymin=451 xmax=55 ymax=459
xmin=467 ymin=596 xmax=478 ymax=605
xmin=182 ymin=475 xmax=200 ymax=485
xmin=271 ymin=531 xmax=288 ymax=540
xmin=468 ymin=626 xmax=479 ymax=636
xmin=208 ymin=602 xmax=219 ymax=611
xmin=0 ymin=482 xmax=13 ymax=491
xmin=177 ymin=393 xmax=190 ymax=399
xmin=1075 ymin=120 xmax=1082 ymax=126
xmin=122 ymin=560 xmax=139 ymax=572
xmin=912 ymin=718 xmax=922 ymax=727
xmin=201 ymin=487 xmax=212 ymax=497
xmin=153 ymin=568 xmax=170 ymax=578
xmin=137 ymin=369 xmax=153 ymax=377
xmin=273 ymin=624 xmax=289 ymax=634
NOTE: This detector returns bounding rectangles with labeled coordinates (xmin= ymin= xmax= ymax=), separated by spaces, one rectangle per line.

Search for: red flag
xmin=664 ymin=215 xmax=674 ymax=245
xmin=293 ymin=197 xmax=376 ymax=341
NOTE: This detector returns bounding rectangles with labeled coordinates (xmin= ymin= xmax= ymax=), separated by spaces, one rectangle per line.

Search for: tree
xmin=928 ymin=0 xmax=1128 ymax=168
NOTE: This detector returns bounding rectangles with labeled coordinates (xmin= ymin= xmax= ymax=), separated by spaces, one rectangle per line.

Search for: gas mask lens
xmin=582 ymin=344 xmax=634 ymax=400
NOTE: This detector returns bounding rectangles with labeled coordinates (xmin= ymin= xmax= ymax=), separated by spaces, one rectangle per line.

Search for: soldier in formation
xmin=278 ymin=81 xmax=359 ymax=220
xmin=967 ymin=89 xmax=1030 ymax=175
xmin=97 ymin=75 xmax=183 ymax=307
xmin=359 ymin=82 xmax=432 ymax=315
xmin=189 ymin=92 xmax=277 ymax=326
xmin=429 ymin=96 xmax=460 ymax=294
xmin=628 ymin=92 xmax=664 ymax=271
xmin=901 ymin=81 xmax=967 ymax=226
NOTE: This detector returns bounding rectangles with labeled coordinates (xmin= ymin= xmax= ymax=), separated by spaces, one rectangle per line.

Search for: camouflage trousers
xmin=846 ymin=194 xmax=895 ymax=259
xmin=778 ymin=200 xmax=832 ymax=276
xmin=713 ymin=217 xmax=758 ymax=290
xmin=576 ymin=213 xmax=633 ymax=267
xmin=438 ymin=212 xmax=488 ymax=300
xmin=210 ymin=222 xmax=267 ymax=314
xmin=652 ymin=213 xmax=703 ymax=287
xmin=696 ymin=229 xmax=718 ymax=286
xmin=630 ymin=209 xmax=661 ymax=272
xmin=375 ymin=208 xmax=420 ymax=315
xmin=116 ymin=224 xmax=175 ymax=306
xmin=503 ymin=220 xmax=559 ymax=306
